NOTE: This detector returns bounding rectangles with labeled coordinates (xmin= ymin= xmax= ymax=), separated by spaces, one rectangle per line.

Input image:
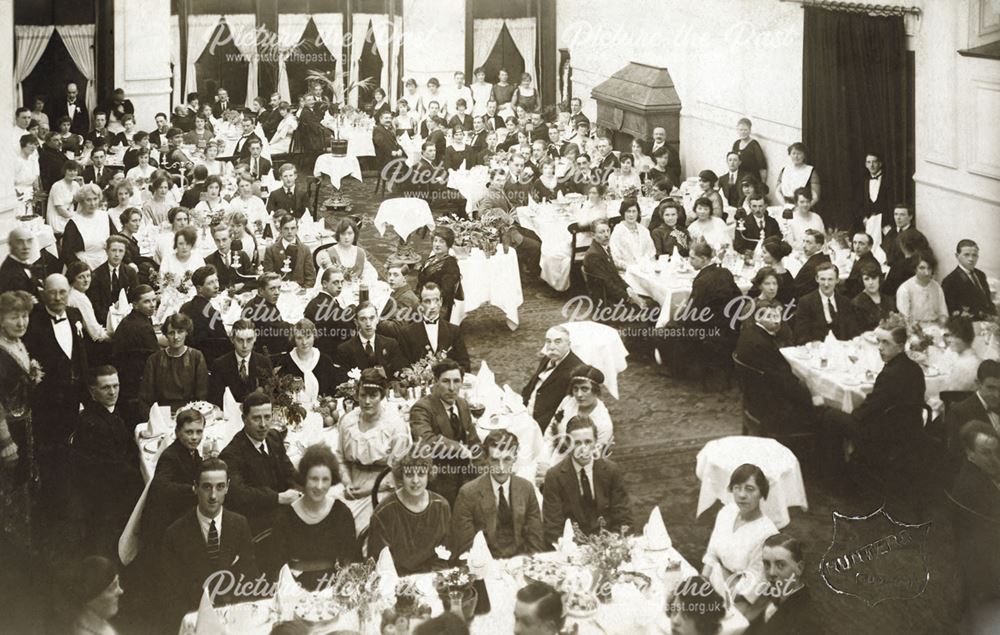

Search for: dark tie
xmin=239 ymin=358 xmax=249 ymax=382
xmin=207 ymin=520 xmax=220 ymax=562
xmin=111 ymin=268 xmax=121 ymax=297
xmin=258 ymin=442 xmax=268 ymax=457
xmin=580 ymin=468 xmax=596 ymax=518
xmin=969 ymin=271 xmax=987 ymax=297
xmin=190 ymin=449 xmax=200 ymax=461
xmin=364 ymin=341 xmax=374 ymax=362
xmin=285 ymin=188 xmax=293 ymax=197
xmin=498 ymin=485 xmax=513 ymax=527
xmin=826 ymin=297 xmax=838 ymax=323
xmin=51 ymin=314 xmax=66 ymax=324
xmin=450 ymin=406 xmax=465 ymax=443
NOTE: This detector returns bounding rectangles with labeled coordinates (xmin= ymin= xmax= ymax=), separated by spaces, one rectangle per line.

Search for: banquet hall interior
xmin=2 ymin=0 xmax=1000 ymax=634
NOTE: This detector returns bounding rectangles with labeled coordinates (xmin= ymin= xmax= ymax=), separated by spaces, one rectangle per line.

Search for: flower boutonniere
xmin=28 ymin=359 xmax=44 ymax=385
xmin=75 ymin=321 xmax=84 ymax=339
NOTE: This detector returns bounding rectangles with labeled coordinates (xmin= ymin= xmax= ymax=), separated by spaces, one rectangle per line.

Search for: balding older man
xmin=521 ymin=326 xmax=584 ymax=432
xmin=0 ymin=227 xmax=41 ymax=296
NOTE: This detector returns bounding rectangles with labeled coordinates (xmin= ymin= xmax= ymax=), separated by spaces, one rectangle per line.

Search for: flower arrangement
xmin=907 ymin=321 xmax=935 ymax=355
xmin=392 ymin=580 xmax=432 ymax=620
xmin=335 ymin=367 xmax=364 ymax=400
xmin=436 ymin=208 xmax=518 ymax=256
xmin=434 ymin=567 xmax=473 ymax=598
xmin=261 ymin=369 xmax=308 ymax=428
xmin=396 ymin=350 xmax=450 ymax=390
xmin=619 ymin=184 xmax=640 ymax=200
xmin=573 ymin=520 xmax=633 ymax=575
xmin=329 ymin=560 xmax=382 ymax=626
xmin=150 ymin=270 xmax=194 ymax=294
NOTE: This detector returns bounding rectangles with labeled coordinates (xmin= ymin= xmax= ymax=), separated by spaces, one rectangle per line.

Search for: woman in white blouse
xmin=896 ymin=250 xmax=949 ymax=323
xmin=686 ymin=197 xmax=729 ymax=252
xmin=108 ymin=181 xmax=139 ymax=232
xmin=393 ymin=99 xmax=417 ymax=138
xmin=609 ymin=198 xmax=655 ymax=268
xmin=702 ymin=463 xmax=778 ymax=617
xmin=786 ymin=188 xmax=825 ymax=252
xmin=124 ymin=148 xmax=156 ymax=190
xmin=47 ymin=160 xmax=82 ymax=235
xmin=158 ymin=226 xmax=205 ymax=280
xmin=630 ymin=138 xmax=654 ymax=177
xmin=202 ymin=141 xmax=232 ymax=179
xmin=61 ymin=184 xmax=113 ymax=270
xmin=154 ymin=206 xmax=191 ymax=264
xmin=141 ymin=175 xmax=173 ymax=226
xmin=538 ymin=365 xmax=614 ymax=478
xmin=316 ymin=219 xmax=370 ymax=282
xmin=193 ymin=175 xmax=227 ymax=219
xmin=268 ymin=103 xmax=298 ymax=155
xmin=941 ymin=315 xmax=983 ymax=392
xmin=227 ymin=174 xmax=269 ymax=229
xmin=607 ymin=154 xmax=642 ymax=199
xmin=578 ymin=184 xmax=609 ymax=229
xmin=775 ymin=142 xmax=820 ymax=207
xmin=66 ymin=261 xmax=110 ymax=343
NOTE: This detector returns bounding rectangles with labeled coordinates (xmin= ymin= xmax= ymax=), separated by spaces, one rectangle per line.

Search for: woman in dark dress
xmin=732 ymin=117 xmax=768 ymax=185
xmin=852 ymin=262 xmax=897 ymax=332
xmin=761 ymin=239 xmax=796 ymax=307
xmin=650 ymin=202 xmax=690 ymax=257
xmin=417 ymin=227 xmax=463 ymax=321
xmin=274 ymin=445 xmax=361 ymax=590
xmin=746 ymin=268 xmax=795 ymax=347
xmin=274 ymin=319 xmax=339 ymax=402
xmin=531 ymin=161 xmax=560 ymax=202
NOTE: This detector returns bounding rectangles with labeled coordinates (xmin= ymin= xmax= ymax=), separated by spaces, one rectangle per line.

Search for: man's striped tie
xmin=207 ymin=519 xmax=220 ymax=562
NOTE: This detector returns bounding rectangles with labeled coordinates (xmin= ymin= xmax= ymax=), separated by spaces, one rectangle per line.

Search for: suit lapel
xmin=479 ymin=478 xmax=497 ymax=541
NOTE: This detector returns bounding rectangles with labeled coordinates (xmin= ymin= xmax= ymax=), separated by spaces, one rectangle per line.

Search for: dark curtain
xmin=286 ymin=18 xmax=339 ymax=102
xmin=483 ymin=24 xmax=525 ymax=85
xmin=802 ymin=8 xmax=912 ymax=230
xmin=195 ymin=22 xmax=249 ymax=104
xmin=357 ymin=20 xmax=383 ymax=107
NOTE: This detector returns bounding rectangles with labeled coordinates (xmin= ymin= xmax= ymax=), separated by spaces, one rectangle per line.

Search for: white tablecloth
xmin=450 ymin=248 xmax=523 ymax=330
xmin=313 ymin=154 xmax=363 ymax=189
xmin=560 ymin=321 xmax=629 ymax=399
xmin=373 ymin=197 xmax=435 ymax=241
xmin=447 ymin=166 xmax=490 ymax=212
xmin=695 ymin=436 xmax=808 ymax=529
xmin=25 ymin=221 xmax=58 ymax=261
xmin=625 ymin=262 xmax=754 ymax=329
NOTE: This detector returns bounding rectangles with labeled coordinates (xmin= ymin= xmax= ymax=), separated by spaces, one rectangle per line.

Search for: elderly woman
xmin=687 ymin=197 xmax=729 ymax=252
xmin=159 ymin=226 xmax=206 ymax=279
xmin=418 ymin=227 xmax=463 ymax=320
xmin=274 ymin=319 xmax=338 ymax=403
xmin=702 ymin=463 xmax=778 ymax=616
xmin=66 ymin=261 xmax=110 ymax=344
xmin=317 ymin=219 xmax=369 ymax=281
xmin=228 ymin=210 xmax=261 ymax=268
xmin=227 ymin=174 xmax=269 ymax=229
xmin=651 ymin=202 xmax=690 ymax=257
xmin=47 ymin=160 xmax=82 ymax=235
xmin=732 ymin=117 xmax=767 ymax=185
xmin=697 ymin=170 xmax=726 ymax=220
xmin=273 ymin=444 xmax=361 ymax=590
xmin=897 ymin=250 xmax=949 ymax=323
xmin=335 ymin=368 xmax=411 ymax=531
xmin=666 ymin=576 xmax=728 ymax=635
xmin=609 ymin=198 xmax=655 ymax=268
xmin=367 ymin=442 xmax=451 ymax=575
xmin=193 ymin=175 xmax=227 ymax=218
xmin=62 ymin=184 xmax=114 ymax=269
xmin=539 ymin=366 xmax=615 ymax=473
xmin=141 ymin=176 xmax=174 ymax=226
xmin=608 ymin=153 xmax=642 ymax=198
xmin=851 ymin=262 xmax=897 ymax=331
xmin=138 ymin=312 xmax=209 ymax=413
xmin=0 ymin=291 xmax=38 ymax=550
xmin=786 ymin=188 xmax=825 ymax=253
xmin=69 ymin=556 xmax=124 ymax=635
xmin=775 ymin=142 xmax=819 ymax=207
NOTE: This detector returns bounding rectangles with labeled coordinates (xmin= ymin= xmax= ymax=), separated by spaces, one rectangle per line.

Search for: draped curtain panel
xmin=14 ymin=25 xmax=54 ymax=107
xmin=55 ymin=25 xmax=97 ymax=114
xmin=277 ymin=14 xmax=312 ymax=102
xmin=225 ymin=14 xmax=260 ymax=108
xmin=505 ymin=18 xmax=537 ymax=90
xmin=311 ymin=13 xmax=345 ymax=103
xmin=185 ymin=15 xmax=224 ymax=100
xmin=802 ymin=8 xmax=909 ymax=230
xmin=170 ymin=15 xmax=181 ymax=108
xmin=473 ymin=19 xmax=505 ymax=71
xmin=350 ymin=13 xmax=391 ymax=107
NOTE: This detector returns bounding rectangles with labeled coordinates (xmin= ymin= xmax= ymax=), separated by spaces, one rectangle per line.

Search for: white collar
xmin=490 ymin=475 xmax=511 ymax=497
xmin=45 ymin=307 xmax=67 ymax=321
xmin=196 ymin=506 xmax=222 ymax=526
xmin=235 ymin=351 xmax=252 ymax=365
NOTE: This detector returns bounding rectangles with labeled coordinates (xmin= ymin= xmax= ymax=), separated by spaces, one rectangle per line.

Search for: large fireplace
xmin=591 ymin=62 xmax=682 ymax=153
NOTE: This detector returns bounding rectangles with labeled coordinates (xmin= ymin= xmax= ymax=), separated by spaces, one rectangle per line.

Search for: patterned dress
xmin=0 ymin=340 xmax=38 ymax=549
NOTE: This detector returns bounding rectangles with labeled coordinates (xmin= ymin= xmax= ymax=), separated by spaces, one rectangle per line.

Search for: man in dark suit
xmin=104 ymin=88 xmax=135 ymax=130
xmin=180 ymin=266 xmax=232 ymax=364
xmin=592 ymin=137 xmax=619 ymax=185
xmin=38 ymin=132 xmax=68 ymax=192
xmin=399 ymin=283 xmax=471 ymax=373
xmin=949 ymin=421 xmax=1000 ymax=608
xmin=648 ymin=126 xmax=681 ymax=187
xmin=304 ymin=267 xmax=353 ymax=362
xmin=542 ymin=416 xmax=633 ymax=547
xmin=82 ymin=146 xmax=115 ymax=187
xmin=860 ymin=152 xmax=894 ymax=232
xmin=482 ymin=100 xmax=504 ymax=132
xmin=218 ymin=391 xmax=299 ymax=576
xmin=944 ymin=360 xmax=1000 ymax=456
xmin=0 ymin=227 xmax=43 ymax=296
xmin=450 ymin=430 xmax=545 ymax=558
xmin=84 ymin=110 xmax=116 ymax=149
xmin=262 ymin=213 xmax=316 ymax=288
xmin=88 ymin=236 xmax=138 ymax=327
xmin=209 ymin=320 xmax=275 ymax=406
xmin=719 ymin=152 xmax=747 ymax=207
xmin=179 ymin=165 xmax=209 ymax=209
xmin=232 ymin=116 xmax=262 ymax=161
xmin=569 ymin=98 xmax=589 ymax=128
xmin=142 ymin=409 xmax=204 ymax=552
xmin=735 ymin=300 xmax=817 ymax=433
xmin=942 ymin=239 xmax=996 ymax=318
xmin=205 ymin=223 xmax=254 ymax=292
xmin=839 ymin=232 xmax=880 ymax=300
xmin=521 ymin=326 xmax=584 ymax=432
xmin=582 ymin=218 xmax=649 ymax=308
xmin=241 ymin=273 xmax=292 ymax=357
xmin=745 ymin=534 xmax=824 ymax=634
xmin=266 ymin=164 xmax=311 ymax=219
xmin=24 ymin=274 xmax=89 ymax=532
xmin=792 ymin=230 xmax=831 ymax=298
xmin=381 ymin=262 xmax=420 ymax=325
xmin=237 ymin=138 xmax=272 ymax=181
xmin=147 ymin=112 xmax=172 ymax=150
xmin=794 ymin=263 xmax=858 ymax=345
xmin=881 ymin=204 xmax=915 ymax=270
xmin=409 ymin=358 xmax=481 ymax=506
xmin=337 ymin=301 xmax=407 ymax=379
xmin=373 ymin=111 xmax=404 ymax=180
xmin=161 ymin=457 xmax=259 ymax=620
xmin=49 ymin=82 xmax=89 ymax=135
xmin=210 ymin=88 xmax=232 ymax=119
xmin=70 ymin=366 xmax=143 ymax=556
xmin=734 ymin=194 xmax=781 ymax=254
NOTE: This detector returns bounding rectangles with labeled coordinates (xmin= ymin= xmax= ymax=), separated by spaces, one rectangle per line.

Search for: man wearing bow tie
xmin=0 ymin=227 xmax=42 ymax=296
xmin=49 ymin=82 xmax=89 ymax=135
xmin=400 ymin=283 xmax=470 ymax=373
xmin=233 ymin=116 xmax=261 ymax=161
xmin=211 ymin=87 xmax=231 ymax=119
xmin=860 ymin=152 xmax=893 ymax=232
xmin=84 ymin=110 xmax=115 ymax=149
xmin=648 ymin=126 xmax=681 ymax=187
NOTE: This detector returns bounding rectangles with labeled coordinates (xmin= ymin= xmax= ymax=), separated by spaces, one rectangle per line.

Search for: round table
xmin=314 ymin=154 xmax=363 ymax=189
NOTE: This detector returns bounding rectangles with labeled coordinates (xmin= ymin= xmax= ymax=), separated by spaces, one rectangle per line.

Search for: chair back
xmin=305 ymin=175 xmax=322 ymax=212
xmin=568 ymin=221 xmax=591 ymax=263
xmin=370 ymin=466 xmax=393 ymax=509
xmin=732 ymin=353 xmax=769 ymax=421
xmin=939 ymin=391 xmax=973 ymax=417
xmin=312 ymin=242 xmax=337 ymax=270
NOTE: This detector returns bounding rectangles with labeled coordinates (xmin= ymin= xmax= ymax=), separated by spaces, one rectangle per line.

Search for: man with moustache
xmin=521 ymin=326 xmax=584 ymax=433
xmin=0 ymin=227 xmax=43 ymax=296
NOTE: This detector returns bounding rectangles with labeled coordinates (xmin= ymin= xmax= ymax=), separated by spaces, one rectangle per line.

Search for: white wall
xmin=114 ymin=0 xmax=173 ymax=130
xmin=0 ymin=0 xmax=18 ymax=256
xmin=557 ymin=0 xmax=1000 ymax=276
xmin=401 ymin=0 xmax=466 ymax=87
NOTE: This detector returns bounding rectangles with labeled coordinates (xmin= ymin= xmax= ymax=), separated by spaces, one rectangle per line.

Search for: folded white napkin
xmin=643 ymin=506 xmax=672 ymax=550
xmin=195 ymin=588 xmax=226 ymax=635
xmin=376 ymin=547 xmax=400 ymax=596
xmin=222 ymin=301 xmax=243 ymax=328
xmin=468 ymin=531 xmax=495 ymax=577
xmin=557 ymin=518 xmax=578 ymax=556
xmin=146 ymin=404 xmax=170 ymax=436
xmin=223 ymin=388 xmax=241 ymax=423
xmin=273 ymin=564 xmax=301 ymax=621
xmin=116 ymin=288 xmax=129 ymax=313
xmin=671 ymin=245 xmax=681 ymax=262
xmin=501 ymin=385 xmax=526 ymax=415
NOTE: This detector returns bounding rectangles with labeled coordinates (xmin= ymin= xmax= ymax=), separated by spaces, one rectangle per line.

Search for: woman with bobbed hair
xmin=334 ymin=367 xmax=411 ymax=530
xmin=228 ymin=210 xmax=260 ymax=268
xmin=66 ymin=261 xmax=110 ymax=344
xmin=193 ymin=174 xmax=226 ymax=218
xmin=609 ymin=198 xmax=655 ymax=267
xmin=159 ymin=225 xmax=205 ymax=279
xmin=650 ymin=201 xmax=690 ymax=257
xmin=851 ymin=261 xmax=896 ymax=331
xmin=138 ymin=312 xmax=209 ymax=412
xmin=417 ymin=226 xmax=463 ymax=320
xmin=608 ymin=152 xmax=642 ymax=198
xmin=697 ymin=170 xmax=725 ymax=219
xmin=273 ymin=444 xmax=361 ymax=590
xmin=142 ymin=175 xmax=174 ymax=225
xmin=666 ymin=575 xmax=727 ymax=635
xmin=702 ymin=463 xmax=778 ymax=617
xmin=68 ymin=555 xmax=124 ymax=635
xmin=316 ymin=218 xmax=369 ymax=281
xmin=896 ymin=249 xmax=948 ymax=323
xmin=511 ymin=72 xmax=539 ymax=113
xmin=775 ymin=142 xmax=819 ymax=207
xmin=367 ymin=442 xmax=451 ymax=574
xmin=940 ymin=315 xmax=982 ymax=393
xmin=62 ymin=183 xmax=114 ymax=269
xmin=273 ymin=318 xmax=339 ymax=403
xmin=760 ymin=238 xmax=796 ymax=306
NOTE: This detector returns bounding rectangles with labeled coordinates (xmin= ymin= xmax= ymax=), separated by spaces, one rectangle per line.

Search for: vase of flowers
xmin=434 ymin=567 xmax=476 ymax=621
xmin=261 ymin=370 xmax=307 ymax=430
xmin=396 ymin=349 xmax=451 ymax=391
xmin=573 ymin=520 xmax=633 ymax=603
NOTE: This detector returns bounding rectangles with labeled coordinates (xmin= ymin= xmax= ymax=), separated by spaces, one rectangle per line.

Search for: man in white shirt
xmin=521 ymin=326 xmax=583 ymax=430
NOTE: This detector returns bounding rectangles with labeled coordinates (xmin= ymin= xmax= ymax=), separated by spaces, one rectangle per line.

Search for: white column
xmin=0 ymin=0 xmax=19 ymax=254
xmin=114 ymin=0 xmax=173 ymax=130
